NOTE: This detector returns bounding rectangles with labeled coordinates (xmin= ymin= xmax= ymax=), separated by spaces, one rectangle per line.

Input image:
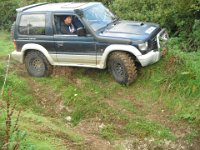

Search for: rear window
xmin=19 ymin=14 xmax=45 ymax=35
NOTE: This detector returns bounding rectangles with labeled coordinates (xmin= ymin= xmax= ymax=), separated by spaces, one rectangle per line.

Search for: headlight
xmin=161 ymin=32 xmax=169 ymax=41
xmin=138 ymin=42 xmax=148 ymax=51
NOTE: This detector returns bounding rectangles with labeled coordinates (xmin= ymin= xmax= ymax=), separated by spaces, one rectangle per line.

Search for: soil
xmin=3 ymin=59 xmax=200 ymax=150
xmin=74 ymin=118 xmax=114 ymax=150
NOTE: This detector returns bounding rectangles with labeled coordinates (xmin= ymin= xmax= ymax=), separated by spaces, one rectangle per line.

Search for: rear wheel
xmin=25 ymin=51 xmax=52 ymax=77
xmin=108 ymin=52 xmax=137 ymax=85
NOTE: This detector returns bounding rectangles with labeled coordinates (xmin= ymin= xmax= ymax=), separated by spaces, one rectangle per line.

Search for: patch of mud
xmin=27 ymin=79 xmax=71 ymax=117
xmin=114 ymin=136 xmax=195 ymax=150
xmin=74 ymin=118 xmax=114 ymax=150
xmin=191 ymin=133 xmax=200 ymax=150
xmin=52 ymin=66 xmax=74 ymax=77
xmin=146 ymin=101 xmax=191 ymax=138
xmin=52 ymin=66 xmax=84 ymax=87
xmin=7 ymin=58 xmax=200 ymax=150
xmin=164 ymin=54 xmax=183 ymax=75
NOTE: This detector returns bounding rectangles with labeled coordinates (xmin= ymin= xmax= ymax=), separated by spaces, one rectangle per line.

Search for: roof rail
xmin=16 ymin=2 xmax=48 ymax=12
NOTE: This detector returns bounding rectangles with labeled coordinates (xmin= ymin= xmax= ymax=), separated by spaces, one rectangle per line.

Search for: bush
xmin=0 ymin=0 xmax=199 ymax=51
xmin=0 ymin=0 xmax=19 ymax=30
xmin=110 ymin=0 xmax=200 ymax=51
xmin=182 ymin=19 xmax=200 ymax=51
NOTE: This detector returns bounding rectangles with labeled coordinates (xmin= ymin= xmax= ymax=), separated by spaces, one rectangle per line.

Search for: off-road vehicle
xmin=11 ymin=2 xmax=168 ymax=85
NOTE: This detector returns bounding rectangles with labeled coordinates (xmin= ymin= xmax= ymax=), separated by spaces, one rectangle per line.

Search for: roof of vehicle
xmin=16 ymin=2 xmax=100 ymax=13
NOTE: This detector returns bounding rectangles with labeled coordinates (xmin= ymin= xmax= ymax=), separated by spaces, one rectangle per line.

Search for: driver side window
xmin=54 ymin=15 xmax=84 ymax=35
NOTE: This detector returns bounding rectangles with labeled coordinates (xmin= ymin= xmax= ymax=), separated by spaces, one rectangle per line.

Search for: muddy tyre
xmin=108 ymin=52 xmax=137 ymax=85
xmin=25 ymin=51 xmax=53 ymax=77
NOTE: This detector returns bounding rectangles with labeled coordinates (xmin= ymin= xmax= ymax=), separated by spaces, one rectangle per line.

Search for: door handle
xmin=57 ymin=42 xmax=63 ymax=47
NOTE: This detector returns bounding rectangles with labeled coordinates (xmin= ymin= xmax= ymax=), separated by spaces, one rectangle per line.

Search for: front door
xmin=54 ymin=35 xmax=96 ymax=66
xmin=53 ymin=14 xmax=96 ymax=67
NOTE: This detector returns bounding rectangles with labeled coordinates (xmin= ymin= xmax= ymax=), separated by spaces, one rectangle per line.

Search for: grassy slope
xmin=0 ymin=31 xmax=84 ymax=150
xmin=0 ymin=31 xmax=199 ymax=149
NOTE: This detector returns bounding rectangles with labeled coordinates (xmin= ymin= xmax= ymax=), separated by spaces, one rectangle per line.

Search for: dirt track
xmin=4 ymin=59 xmax=200 ymax=150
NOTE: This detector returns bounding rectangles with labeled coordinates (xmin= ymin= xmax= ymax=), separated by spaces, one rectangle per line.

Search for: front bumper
xmin=137 ymin=29 xmax=168 ymax=67
xmin=11 ymin=50 xmax=23 ymax=63
xmin=137 ymin=50 xmax=161 ymax=67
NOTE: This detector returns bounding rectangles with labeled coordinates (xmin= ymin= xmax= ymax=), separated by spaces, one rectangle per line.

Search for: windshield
xmin=83 ymin=4 xmax=116 ymax=31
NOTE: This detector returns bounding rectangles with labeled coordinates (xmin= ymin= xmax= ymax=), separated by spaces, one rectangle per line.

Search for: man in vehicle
xmin=61 ymin=15 xmax=77 ymax=34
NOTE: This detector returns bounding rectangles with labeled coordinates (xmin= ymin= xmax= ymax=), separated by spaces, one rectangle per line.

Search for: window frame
xmin=52 ymin=13 xmax=87 ymax=36
xmin=18 ymin=13 xmax=47 ymax=36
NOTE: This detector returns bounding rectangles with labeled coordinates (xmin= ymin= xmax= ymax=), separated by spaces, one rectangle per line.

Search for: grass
xmin=0 ymin=31 xmax=84 ymax=149
xmin=185 ymin=130 xmax=199 ymax=143
xmin=20 ymin=111 xmax=84 ymax=149
xmin=5 ymin=73 xmax=38 ymax=110
xmin=0 ymin=31 xmax=200 ymax=149
xmin=36 ymin=75 xmax=125 ymax=126
xmin=118 ymin=99 xmax=137 ymax=113
xmin=0 ymin=31 xmax=13 ymax=56
xmin=99 ymin=124 xmax=120 ymax=141
xmin=124 ymin=118 xmax=176 ymax=140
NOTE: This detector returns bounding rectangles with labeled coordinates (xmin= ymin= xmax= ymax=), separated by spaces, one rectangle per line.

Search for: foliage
xmin=0 ymin=0 xmax=200 ymax=148
xmin=125 ymin=119 xmax=176 ymax=140
xmin=166 ymin=38 xmax=200 ymax=98
xmin=163 ymin=38 xmax=200 ymax=124
xmin=0 ymin=0 xmax=199 ymax=50
xmin=0 ymin=91 xmax=34 ymax=150
xmin=0 ymin=0 xmax=18 ymax=30
xmin=110 ymin=0 xmax=200 ymax=51
xmin=0 ymin=31 xmax=200 ymax=148
xmin=99 ymin=124 xmax=119 ymax=141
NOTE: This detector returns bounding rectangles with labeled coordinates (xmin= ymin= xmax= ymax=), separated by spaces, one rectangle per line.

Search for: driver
xmin=61 ymin=16 xmax=77 ymax=34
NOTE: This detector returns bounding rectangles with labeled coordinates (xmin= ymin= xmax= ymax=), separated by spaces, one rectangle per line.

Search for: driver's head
xmin=64 ymin=16 xmax=72 ymax=25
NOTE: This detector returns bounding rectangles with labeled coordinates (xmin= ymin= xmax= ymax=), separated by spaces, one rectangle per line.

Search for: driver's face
xmin=64 ymin=16 xmax=72 ymax=25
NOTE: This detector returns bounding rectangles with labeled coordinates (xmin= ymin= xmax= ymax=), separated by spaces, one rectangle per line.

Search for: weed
xmin=118 ymin=99 xmax=137 ymax=113
xmin=125 ymin=118 xmax=176 ymax=140
xmin=0 ymin=31 xmax=12 ymax=56
xmin=0 ymin=30 xmax=200 ymax=148
xmin=0 ymin=90 xmax=32 ymax=150
xmin=5 ymin=73 xmax=39 ymax=112
xmin=185 ymin=130 xmax=198 ymax=143
xmin=21 ymin=111 xmax=84 ymax=143
xmin=99 ymin=124 xmax=119 ymax=141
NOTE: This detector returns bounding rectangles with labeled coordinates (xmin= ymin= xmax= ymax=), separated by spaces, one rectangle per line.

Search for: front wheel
xmin=108 ymin=52 xmax=137 ymax=85
xmin=25 ymin=51 xmax=53 ymax=77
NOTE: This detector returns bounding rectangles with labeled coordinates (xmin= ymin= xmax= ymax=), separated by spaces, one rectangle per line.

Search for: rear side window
xmin=19 ymin=14 xmax=45 ymax=35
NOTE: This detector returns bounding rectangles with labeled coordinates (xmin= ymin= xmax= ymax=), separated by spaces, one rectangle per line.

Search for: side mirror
xmin=77 ymin=27 xmax=86 ymax=36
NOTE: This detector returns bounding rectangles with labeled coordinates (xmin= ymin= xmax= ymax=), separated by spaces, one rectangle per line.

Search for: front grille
xmin=149 ymin=36 xmax=158 ymax=50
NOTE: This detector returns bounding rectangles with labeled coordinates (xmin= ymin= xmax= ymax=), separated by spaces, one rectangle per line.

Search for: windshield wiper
xmin=98 ymin=17 xmax=120 ymax=33
xmin=106 ymin=17 xmax=119 ymax=28
xmin=113 ymin=17 xmax=120 ymax=24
